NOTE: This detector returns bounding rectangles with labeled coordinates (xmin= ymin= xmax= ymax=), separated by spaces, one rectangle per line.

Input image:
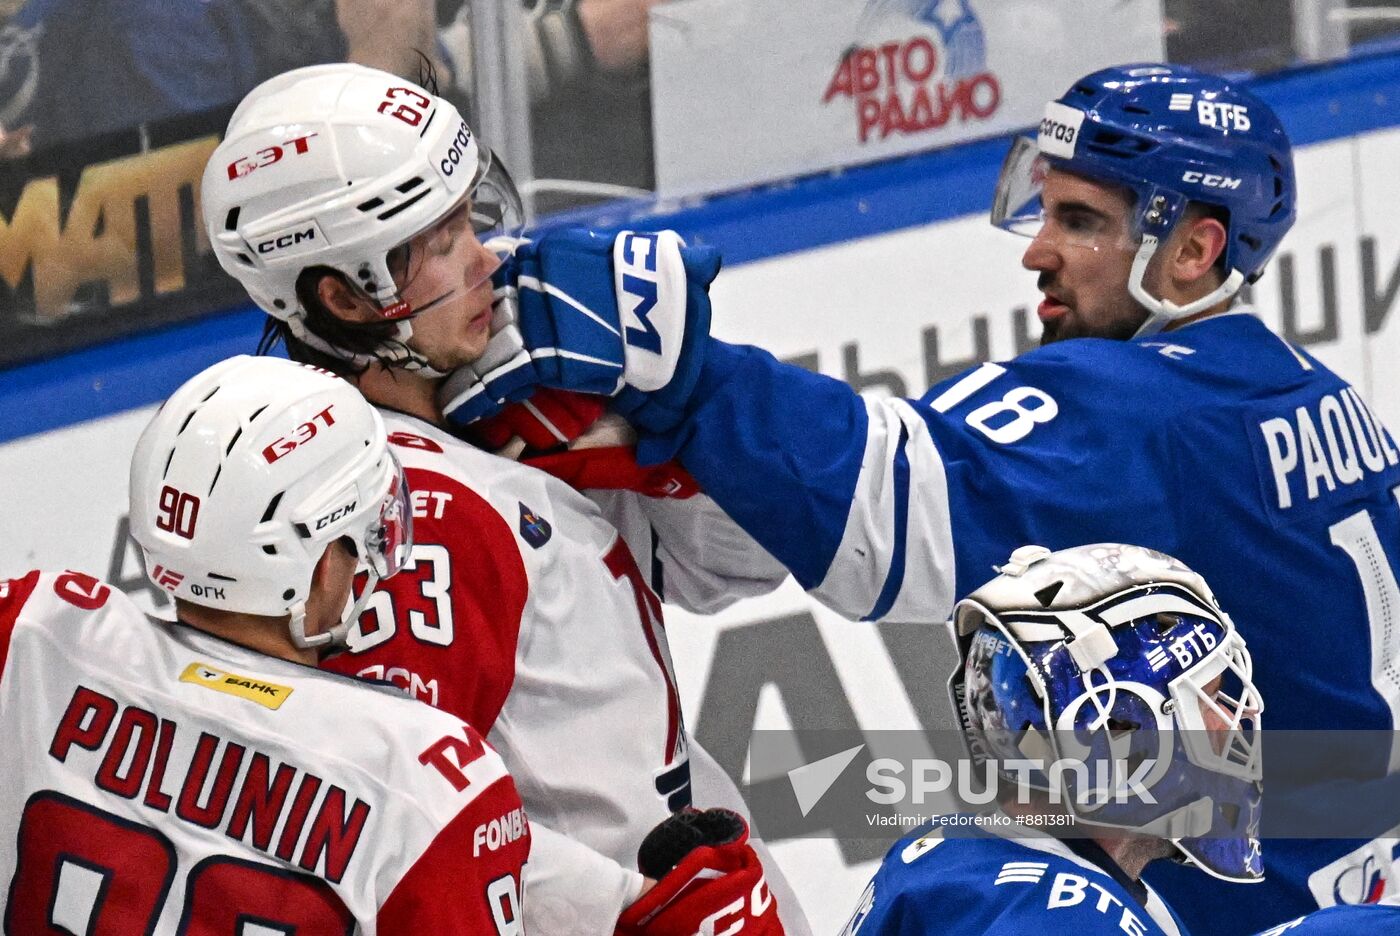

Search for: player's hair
xmin=255 ymin=271 xmax=398 ymax=379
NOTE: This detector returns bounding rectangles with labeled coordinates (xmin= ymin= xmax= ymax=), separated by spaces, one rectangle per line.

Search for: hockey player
xmin=0 ymin=355 xmax=530 ymax=932
xmin=462 ymin=64 xmax=1400 ymax=934
xmin=200 ymin=63 xmax=795 ymax=935
xmin=840 ymin=543 xmax=1265 ymax=936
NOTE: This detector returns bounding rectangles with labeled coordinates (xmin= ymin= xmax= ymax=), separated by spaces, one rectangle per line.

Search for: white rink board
xmin=651 ymin=0 xmax=1163 ymax=196
xmin=4 ymin=126 xmax=1400 ymax=927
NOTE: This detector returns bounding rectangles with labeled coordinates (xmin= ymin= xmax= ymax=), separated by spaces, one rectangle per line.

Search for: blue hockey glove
xmin=435 ymin=239 xmax=543 ymax=425
xmin=438 ymin=228 xmax=720 ymax=433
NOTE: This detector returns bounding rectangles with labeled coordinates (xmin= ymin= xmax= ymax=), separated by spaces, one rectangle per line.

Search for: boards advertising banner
xmin=649 ymin=0 xmax=1165 ymax=196
xmin=0 ymin=109 xmax=246 ymax=367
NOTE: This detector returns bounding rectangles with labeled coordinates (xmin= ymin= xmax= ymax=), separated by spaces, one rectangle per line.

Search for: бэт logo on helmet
xmin=824 ymin=0 xmax=1000 ymax=144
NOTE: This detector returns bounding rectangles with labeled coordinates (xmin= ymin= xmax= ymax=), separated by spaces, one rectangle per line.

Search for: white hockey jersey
xmin=0 ymin=569 xmax=529 ymax=934
xmin=322 ymin=409 xmax=790 ymax=934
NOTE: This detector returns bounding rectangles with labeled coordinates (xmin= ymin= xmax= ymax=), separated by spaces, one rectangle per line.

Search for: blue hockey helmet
xmin=950 ymin=544 xmax=1265 ymax=883
xmin=991 ymin=64 xmax=1296 ymax=335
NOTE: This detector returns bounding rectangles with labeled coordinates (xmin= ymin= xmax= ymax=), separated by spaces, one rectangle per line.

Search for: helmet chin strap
xmin=287 ymin=567 xmax=382 ymax=651
xmin=286 ymin=313 xmax=450 ymax=379
xmin=1127 ymin=234 xmax=1246 ymax=339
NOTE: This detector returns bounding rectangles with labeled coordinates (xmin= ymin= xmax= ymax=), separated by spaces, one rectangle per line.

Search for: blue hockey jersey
xmin=641 ymin=310 xmax=1400 ymax=934
xmin=1252 ymin=904 xmax=1400 ymax=935
xmin=841 ymin=820 xmax=1189 ymax=936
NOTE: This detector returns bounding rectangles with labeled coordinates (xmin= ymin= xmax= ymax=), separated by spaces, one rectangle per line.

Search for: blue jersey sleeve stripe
xmin=638 ymin=339 xmax=869 ymax=588
xmin=864 ymin=423 xmax=912 ymax=622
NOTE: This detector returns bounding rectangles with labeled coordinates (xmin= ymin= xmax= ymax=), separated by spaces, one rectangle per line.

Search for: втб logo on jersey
xmin=995 ymin=862 xmax=1150 ymax=935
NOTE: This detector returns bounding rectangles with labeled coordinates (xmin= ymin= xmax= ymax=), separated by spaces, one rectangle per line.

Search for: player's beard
xmin=1039 ymin=300 xmax=1149 ymax=346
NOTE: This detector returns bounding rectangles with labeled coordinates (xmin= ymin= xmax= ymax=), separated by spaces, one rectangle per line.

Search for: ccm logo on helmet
xmin=314 ymin=501 xmax=357 ymax=531
xmin=439 ymin=121 xmax=473 ymax=177
xmin=227 ymin=133 xmax=318 ymax=181
xmin=257 ymin=227 xmax=317 ymax=254
xmin=262 ymin=406 xmax=337 ymax=464
xmin=1182 ymin=171 xmax=1242 ymax=190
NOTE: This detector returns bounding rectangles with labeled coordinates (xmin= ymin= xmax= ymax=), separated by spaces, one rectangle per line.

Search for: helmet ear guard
xmin=992 ymin=63 xmax=1296 ymax=336
xmin=948 ymin=543 xmax=1265 ymax=883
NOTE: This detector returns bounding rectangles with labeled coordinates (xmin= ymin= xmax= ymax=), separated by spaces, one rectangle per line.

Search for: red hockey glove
xmin=467 ymin=388 xmax=700 ymax=498
xmin=616 ymin=808 xmax=784 ymax=936
xmin=523 ymin=447 xmax=699 ymax=499
xmin=468 ymin=387 xmax=609 ymax=452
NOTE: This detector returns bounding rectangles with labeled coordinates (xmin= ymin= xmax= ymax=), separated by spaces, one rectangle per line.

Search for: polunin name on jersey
xmin=0 ymin=571 xmax=528 ymax=933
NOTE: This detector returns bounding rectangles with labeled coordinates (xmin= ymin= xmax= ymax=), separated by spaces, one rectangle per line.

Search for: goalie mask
xmin=130 ymin=356 xmax=413 ymax=650
xmin=201 ymin=62 xmax=524 ymax=376
xmin=950 ymin=543 xmax=1264 ymax=883
xmin=990 ymin=63 xmax=1295 ymax=336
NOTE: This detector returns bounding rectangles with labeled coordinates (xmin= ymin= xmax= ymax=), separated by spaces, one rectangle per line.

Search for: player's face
xmin=1020 ymin=170 xmax=1149 ymax=345
xmin=1195 ymin=673 xmax=1259 ymax=759
xmin=387 ymin=198 xmax=502 ymax=371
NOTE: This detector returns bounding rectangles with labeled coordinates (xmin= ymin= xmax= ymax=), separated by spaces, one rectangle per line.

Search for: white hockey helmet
xmin=129 ymin=355 xmax=413 ymax=649
xmin=200 ymin=62 xmax=523 ymax=373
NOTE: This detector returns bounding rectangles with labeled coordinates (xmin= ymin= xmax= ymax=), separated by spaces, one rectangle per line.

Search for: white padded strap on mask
xmin=1056 ymin=608 xmax=1119 ymax=673
xmin=1129 ymin=234 xmax=1246 ymax=338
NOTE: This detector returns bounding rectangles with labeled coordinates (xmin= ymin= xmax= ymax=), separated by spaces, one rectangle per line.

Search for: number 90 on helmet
xmin=129 ymin=356 xmax=413 ymax=649
xmin=948 ymin=543 xmax=1265 ymax=883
